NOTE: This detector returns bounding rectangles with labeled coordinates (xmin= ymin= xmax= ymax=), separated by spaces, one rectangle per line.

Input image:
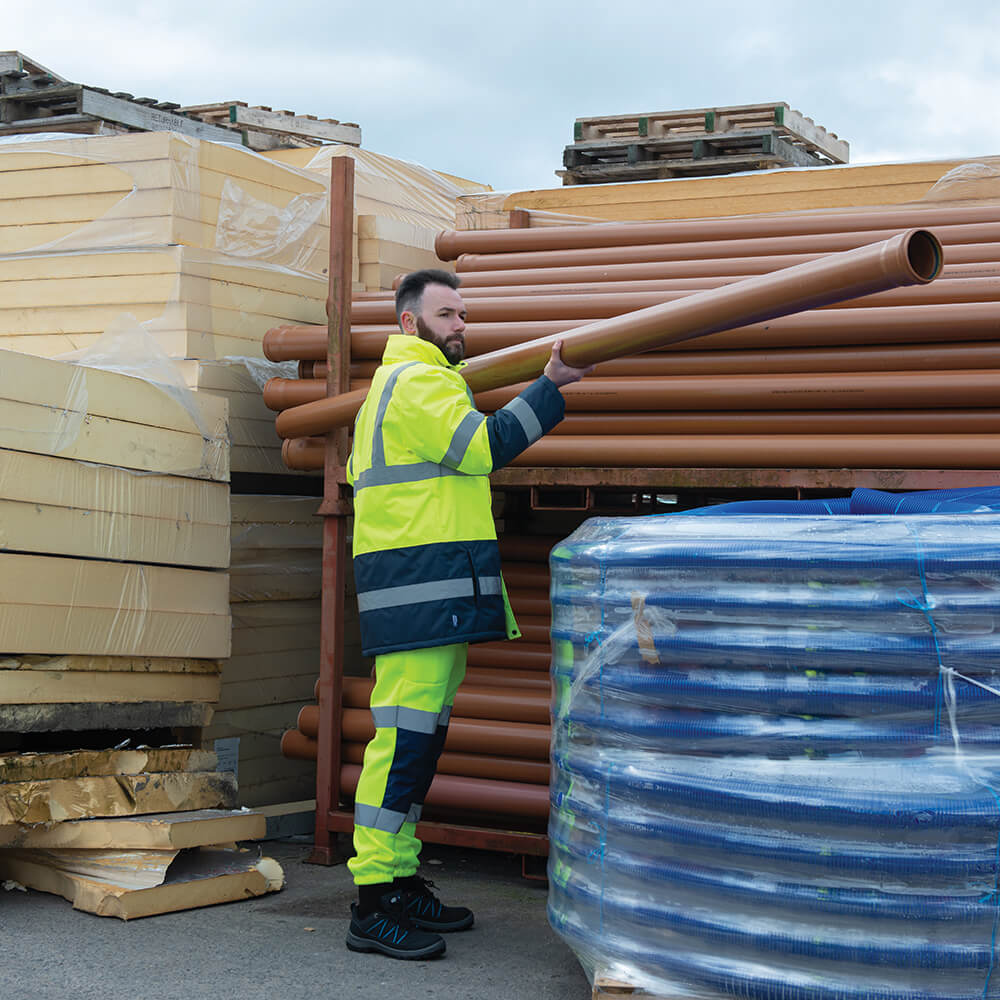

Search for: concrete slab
xmin=0 ymin=837 xmax=591 ymax=1000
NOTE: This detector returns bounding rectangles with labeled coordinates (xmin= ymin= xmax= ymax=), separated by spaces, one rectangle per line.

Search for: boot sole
xmin=411 ymin=913 xmax=475 ymax=933
xmin=345 ymin=930 xmax=446 ymax=960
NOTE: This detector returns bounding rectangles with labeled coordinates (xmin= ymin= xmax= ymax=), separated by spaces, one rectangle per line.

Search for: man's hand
xmin=543 ymin=340 xmax=595 ymax=387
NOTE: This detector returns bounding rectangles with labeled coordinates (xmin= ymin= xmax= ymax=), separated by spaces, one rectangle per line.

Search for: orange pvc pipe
xmin=275 ymin=230 xmax=943 ymax=438
xmin=341 ymin=676 xmax=550 ymax=724
xmin=274 ymin=370 xmax=1000 ymax=412
xmin=464 ymin=667 xmax=551 ymax=688
xmin=498 ymin=536 xmax=562 ymax=561
xmin=466 ymin=646 xmax=551 ymax=672
xmin=510 ymin=623 xmax=551 ymax=645
xmin=449 ymin=241 xmax=996 ymax=275
xmin=553 ymin=411 xmax=1000 ymax=436
xmin=282 ymin=436 xmax=325 ymax=470
xmin=510 ymin=435 xmax=1000 ymax=470
xmin=441 ymin=220 xmax=1000 ymax=280
xmin=335 ymin=707 xmax=551 ymax=760
xmin=472 ymin=370 xmax=1000 ymax=413
xmin=348 ymin=276 xmax=994 ymax=328
xmin=349 ymin=341 xmax=1000 ymax=380
xmin=272 ymin=301 xmax=1000 ymax=364
xmin=280 ymin=727 xmax=319 ymax=762
xmin=281 ymin=409 xmax=1000 ymax=472
xmin=339 ymin=764 xmax=550 ymax=820
xmin=263 ymin=324 xmax=325 ymax=363
xmin=341 ymin=742 xmax=550 ymax=784
xmin=434 ymin=201 xmax=1000 ymax=259
xmin=498 ymin=562 xmax=550 ymax=587
xmin=296 ymin=705 xmax=551 ymax=758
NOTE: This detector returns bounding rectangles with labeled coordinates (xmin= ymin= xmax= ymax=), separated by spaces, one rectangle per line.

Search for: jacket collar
xmin=382 ymin=333 xmax=466 ymax=371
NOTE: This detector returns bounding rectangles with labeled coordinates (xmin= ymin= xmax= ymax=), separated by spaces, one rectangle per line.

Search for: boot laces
xmin=406 ymin=876 xmax=443 ymax=917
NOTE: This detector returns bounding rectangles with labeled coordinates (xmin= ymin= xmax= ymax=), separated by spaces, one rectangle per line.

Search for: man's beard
xmin=416 ymin=314 xmax=465 ymax=364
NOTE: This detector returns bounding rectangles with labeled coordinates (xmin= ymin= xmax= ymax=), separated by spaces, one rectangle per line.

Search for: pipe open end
xmin=907 ymin=229 xmax=944 ymax=282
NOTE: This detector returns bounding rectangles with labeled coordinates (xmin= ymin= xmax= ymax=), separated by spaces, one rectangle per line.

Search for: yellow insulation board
xmin=0 ymin=551 xmax=230 ymax=658
xmin=455 ymin=157 xmax=990 ymax=226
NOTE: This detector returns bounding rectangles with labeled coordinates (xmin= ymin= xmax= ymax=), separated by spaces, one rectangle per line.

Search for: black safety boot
xmin=346 ymin=888 xmax=446 ymax=959
xmin=396 ymin=875 xmax=475 ymax=932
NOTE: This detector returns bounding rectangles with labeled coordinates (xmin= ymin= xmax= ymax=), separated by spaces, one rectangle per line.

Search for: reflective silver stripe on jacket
xmin=355 ymin=802 xmax=408 ymax=834
xmin=370 ymin=705 xmax=442 ymax=734
xmin=370 ymin=362 xmax=419 ymax=468
xmin=501 ymin=395 xmax=543 ymax=445
xmin=442 ymin=410 xmax=485 ymax=468
xmin=357 ymin=575 xmax=504 ymax=613
xmin=354 ymin=360 xmax=480 ymax=495
xmin=355 ymin=461 xmax=463 ymax=492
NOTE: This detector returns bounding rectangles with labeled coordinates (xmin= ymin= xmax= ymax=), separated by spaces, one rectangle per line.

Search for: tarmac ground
xmin=1 ymin=836 xmax=591 ymax=1000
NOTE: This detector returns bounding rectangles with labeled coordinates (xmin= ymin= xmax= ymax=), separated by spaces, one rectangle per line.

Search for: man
xmin=344 ymin=268 xmax=591 ymax=960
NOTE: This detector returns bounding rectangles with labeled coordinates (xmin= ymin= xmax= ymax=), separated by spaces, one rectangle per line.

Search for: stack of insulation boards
xmin=203 ymin=496 xmax=363 ymax=808
xmin=0 ymin=131 xmax=330 ymax=270
xmin=264 ymin=145 xmax=492 ymax=290
xmin=0 ymin=746 xmax=283 ymax=919
xmin=174 ymin=358 xmax=312 ymax=477
xmin=281 ymin=534 xmax=553 ymax=830
xmin=265 ymin=194 xmax=1000 ymax=475
xmin=454 ymin=154 xmax=1000 ymax=229
xmin=0 ymin=349 xmax=231 ymax=738
xmin=0 ymin=131 xmax=329 ymax=477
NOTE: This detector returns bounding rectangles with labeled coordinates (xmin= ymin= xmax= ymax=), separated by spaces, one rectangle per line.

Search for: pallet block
xmin=593 ymin=979 xmax=682 ymax=1000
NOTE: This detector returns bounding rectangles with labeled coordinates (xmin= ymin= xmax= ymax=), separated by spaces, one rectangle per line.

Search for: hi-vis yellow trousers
xmin=348 ymin=643 xmax=467 ymax=885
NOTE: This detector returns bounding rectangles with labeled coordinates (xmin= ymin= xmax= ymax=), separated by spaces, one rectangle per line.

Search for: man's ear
xmin=400 ymin=309 xmax=418 ymax=334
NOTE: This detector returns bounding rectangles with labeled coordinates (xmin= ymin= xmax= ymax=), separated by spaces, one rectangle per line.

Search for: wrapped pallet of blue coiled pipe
xmin=547 ymin=492 xmax=1000 ymax=1000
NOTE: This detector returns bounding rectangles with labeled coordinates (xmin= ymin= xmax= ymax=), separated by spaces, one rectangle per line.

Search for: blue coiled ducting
xmin=547 ymin=507 xmax=1000 ymax=1000
xmin=691 ymin=486 xmax=1000 ymax=517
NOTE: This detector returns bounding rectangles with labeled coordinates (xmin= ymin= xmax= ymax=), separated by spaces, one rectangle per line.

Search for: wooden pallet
xmin=573 ymin=103 xmax=848 ymax=164
xmin=180 ymin=101 xmax=361 ymax=148
xmin=0 ymin=56 xmax=360 ymax=150
xmin=559 ymin=136 xmax=820 ymax=184
xmin=0 ymin=73 xmax=237 ymax=144
xmin=593 ymin=976 xmax=686 ymax=1000
xmin=566 ymin=128 xmax=825 ymax=167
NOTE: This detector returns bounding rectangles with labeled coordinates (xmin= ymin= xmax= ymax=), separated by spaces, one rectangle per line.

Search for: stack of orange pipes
xmin=263 ymin=203 xmax=1000 ymax=471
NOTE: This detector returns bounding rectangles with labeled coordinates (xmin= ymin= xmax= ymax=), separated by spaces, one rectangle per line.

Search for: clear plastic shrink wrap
xmin=548 ymin=511 xmax=1000 ymax=1000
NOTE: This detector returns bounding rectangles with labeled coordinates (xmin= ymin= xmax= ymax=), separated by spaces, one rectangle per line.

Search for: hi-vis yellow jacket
xmin=347 ymin=334 xmax=565 ymax=656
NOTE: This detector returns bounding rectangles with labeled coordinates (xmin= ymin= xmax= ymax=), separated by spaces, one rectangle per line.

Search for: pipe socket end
xmin=906 ymin=229 xmax=944 ymax=283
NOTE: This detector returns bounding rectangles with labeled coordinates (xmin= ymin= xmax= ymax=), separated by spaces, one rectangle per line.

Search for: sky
xmin=7 ymin=0 xmax=1000 ymax=192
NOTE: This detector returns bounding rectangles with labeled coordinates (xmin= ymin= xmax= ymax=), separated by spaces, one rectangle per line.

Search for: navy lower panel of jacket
xmin=354 ymin=538 xmax=506 ymax=656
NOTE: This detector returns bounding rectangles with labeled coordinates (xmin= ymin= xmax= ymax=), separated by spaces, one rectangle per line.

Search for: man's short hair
xmin=395 ymin=269 xmax=461 ymax=326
